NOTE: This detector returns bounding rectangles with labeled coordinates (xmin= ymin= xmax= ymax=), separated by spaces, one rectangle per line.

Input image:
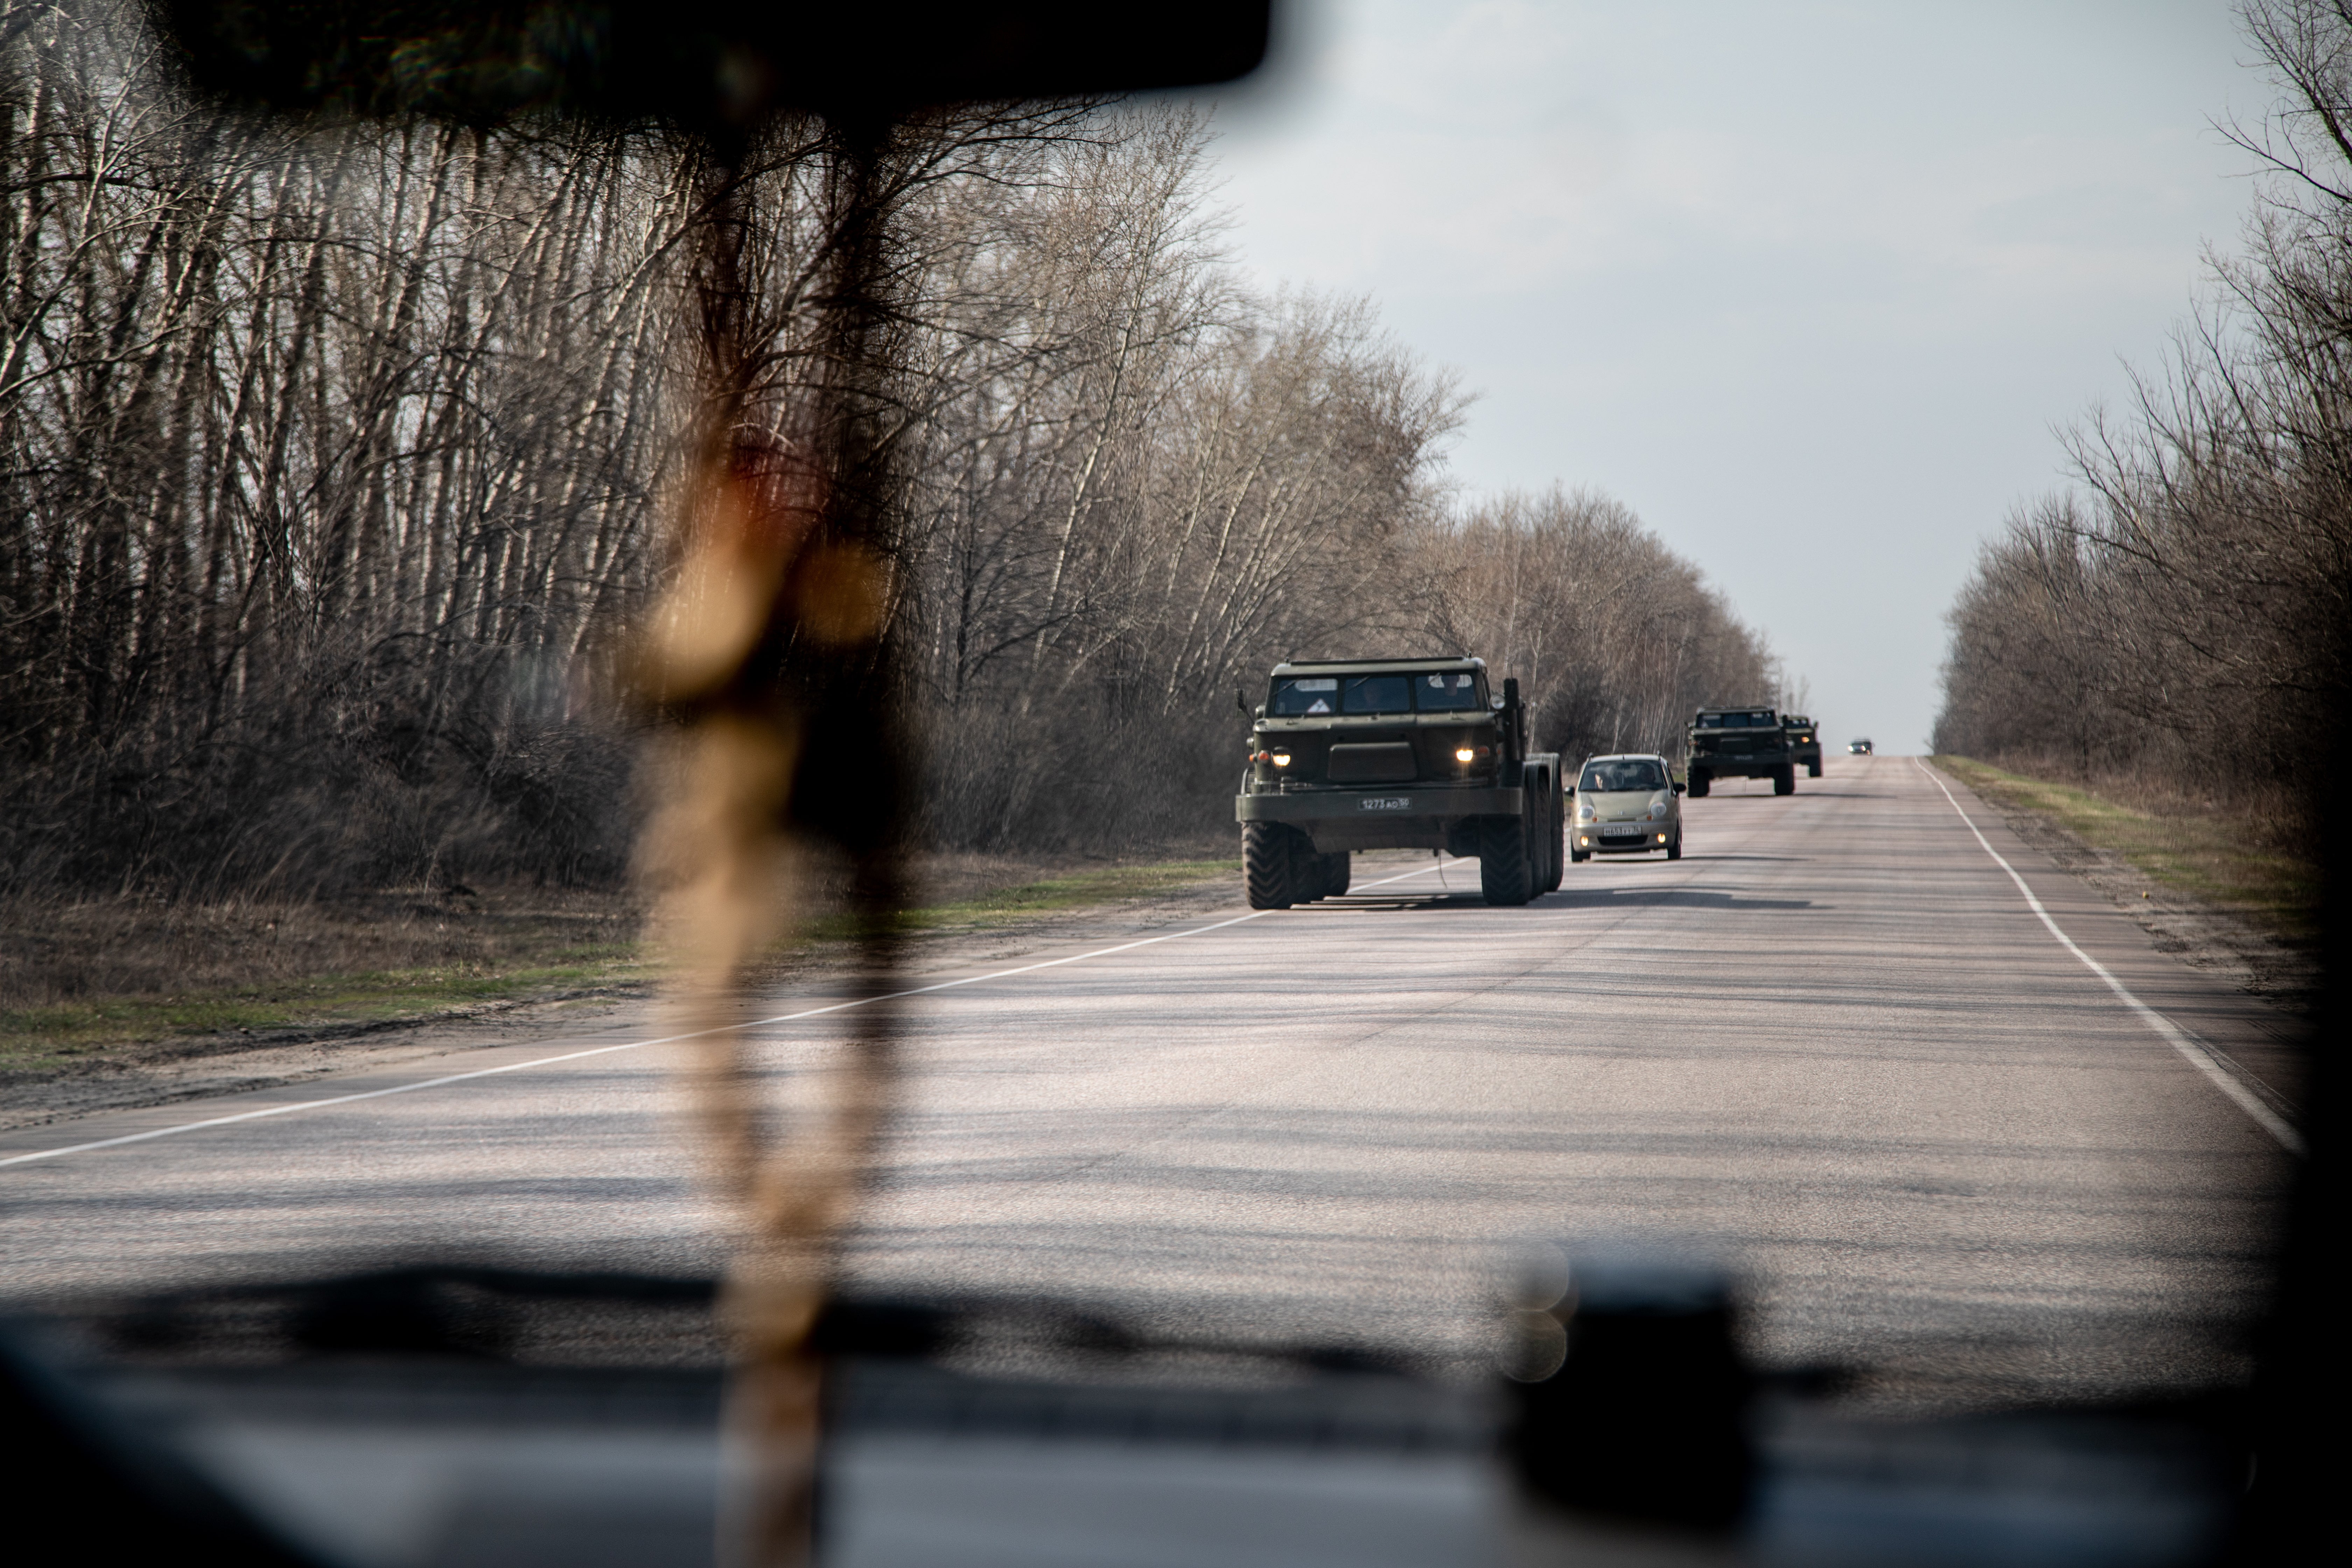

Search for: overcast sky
xmin=1198 ymin=0 xmax=2261 ymax=750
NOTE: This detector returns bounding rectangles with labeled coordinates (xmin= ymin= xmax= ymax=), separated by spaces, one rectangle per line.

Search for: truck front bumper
xmin=1236 ymin=786 xmax=1522 ymax=824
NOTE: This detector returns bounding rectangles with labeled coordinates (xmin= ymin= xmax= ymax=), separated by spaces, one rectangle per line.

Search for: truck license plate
xmin=1359 ymin=797 xmax=1410 ymax=811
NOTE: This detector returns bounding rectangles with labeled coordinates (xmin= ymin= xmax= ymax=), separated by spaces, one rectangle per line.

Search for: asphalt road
xmin=0 ymin=756 xmax=2297 ymax=1411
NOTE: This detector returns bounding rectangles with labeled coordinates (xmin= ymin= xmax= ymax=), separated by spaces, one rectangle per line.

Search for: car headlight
xmin=1647 ymin=799 xmax=1669 ymax=819
xmin=1576 ymin=804 xmax=1594 ymax=821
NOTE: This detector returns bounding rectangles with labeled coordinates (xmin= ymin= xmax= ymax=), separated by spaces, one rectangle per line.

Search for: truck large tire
xmin=1244 ymin=821 xmax=1301 ymax=909
xmin=1516 ymin=765 xmax=1549 ymax=895
xmin=1543 ymin=787 xmax=1565 ymax=891
xmin=1807 ymin=761 xmax=1822 ymax=778
xmin=1478 ymin=814 xmax=1535 ymax=906
xmin=1773 ymin=765 xmax=1795 ymax=796
xmin=1320 ymin=851 xmax=1351 ymax=898
xmin=1687 ymin=771 xmax=1710 ymax=798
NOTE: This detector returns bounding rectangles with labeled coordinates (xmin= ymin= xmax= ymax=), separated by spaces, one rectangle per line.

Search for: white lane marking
xmin=0 ymin=858 xmax=1476 ymax=1171
xmin=1914 ymin=758 xmax=2303 ymax=1155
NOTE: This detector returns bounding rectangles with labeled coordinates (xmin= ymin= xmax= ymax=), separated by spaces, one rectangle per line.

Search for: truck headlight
xmin=1455 ymin=748 xmax=1475 ymax=763
xmin=1272 ymin=753 xmax=1291 ymax=768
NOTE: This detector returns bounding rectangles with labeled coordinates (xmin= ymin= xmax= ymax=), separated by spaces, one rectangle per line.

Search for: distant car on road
xmin=1571 ymin=754 xmax=1685 ymax=862
xmin=1782 ymin=714 xmax=1823 ymax=778
xmin=1685 ymin=706 xmax=1795 ymax=796
xmin=1848 ymin=738 xmax=1874 ymax=755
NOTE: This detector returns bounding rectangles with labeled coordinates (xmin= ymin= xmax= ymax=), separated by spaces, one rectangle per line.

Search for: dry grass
xmin=809 ymin=856 xmax=1241 ymax=939
xmin=0 ymin=887 xmax=650 ymax=1075
xmin=0 ymin=852 xmax=1241 ymax=1079
xmin=1933 ymin=755 xmax=2320 ymax=943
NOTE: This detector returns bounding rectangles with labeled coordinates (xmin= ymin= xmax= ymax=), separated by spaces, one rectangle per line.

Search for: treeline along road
xmin=0 ymin=755 xmax=2295 ymax=1414
xmin=1935 ymin=0 xmax=2352 ymax=846
xmin=0 ymin=1 xmax=1773 ymax=908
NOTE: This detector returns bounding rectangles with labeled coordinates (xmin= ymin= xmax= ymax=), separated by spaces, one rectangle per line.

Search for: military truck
xmin=1782 ymin=714 xmax=1823 ymax=778
xmin=1234 ymin=657 xmax=1564 ymax=908
xmin=1684 ymin=706 xmax=1795 ymax=796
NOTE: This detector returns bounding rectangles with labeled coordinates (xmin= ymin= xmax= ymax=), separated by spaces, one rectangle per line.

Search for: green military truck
xmin=1684 ymin=706 xmax=1796 ymax=796
xmin=1234 ymin=657 xmax=1564 ymax=909
xmin=1782 ymin=714 xmax=1823 ymax=778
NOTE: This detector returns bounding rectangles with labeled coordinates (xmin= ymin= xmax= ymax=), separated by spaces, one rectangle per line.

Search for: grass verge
xmin=1931 ymin=755 xmax=2318 ymax=942
xmin=0 ymin=945 xmax=650 ymax=1076
xmin=1 ymin=857 xmax=1242 ymax=1074
xmin=806 ymin=858 xmax=1241 ymax=939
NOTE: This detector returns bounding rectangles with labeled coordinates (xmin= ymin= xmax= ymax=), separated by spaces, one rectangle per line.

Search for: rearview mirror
xmin=1235 ymin=686 xmax=1247 ymax=715
xmin=1673 ymin=782 xmax=1688 ymax=794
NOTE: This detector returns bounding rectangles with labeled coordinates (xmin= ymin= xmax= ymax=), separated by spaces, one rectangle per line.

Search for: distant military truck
xmin=1782 ymin=714 xmax=1823 ymax=778
xmin=1234 ymin=657 xmax=1564 ymax=908
xmin=1684 ymin=706 xmax=1795 ymax=796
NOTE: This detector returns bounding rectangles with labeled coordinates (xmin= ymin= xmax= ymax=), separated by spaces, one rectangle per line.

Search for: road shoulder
xmin=0 ymin=856 xmax=1252 ymax=1134
xmin=1927 ymin=757 xmax=2315 ymax=1014
xmin=1918 ymin=757 xmax=2307 ymax=1116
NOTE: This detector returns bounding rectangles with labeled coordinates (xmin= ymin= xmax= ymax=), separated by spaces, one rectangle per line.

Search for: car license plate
xmin=1359 ymin=797 xmax=1410 ymax=811
xmin=1601 ymin=825 xmax=1643 ymax=837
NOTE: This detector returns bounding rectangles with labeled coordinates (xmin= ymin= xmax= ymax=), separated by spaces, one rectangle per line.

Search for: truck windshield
xmin=1270 ymin=677 xmax=1340 ymax=715
xmin=1413 ymin=671 xmax=1483 ymax=710
xmin=1342 ymin=675 xmax=1412 ymax=713
xmin=1697 ymin=711 xmax=1773 ymax=728
xmin=1583 ymin=760 xmax=1667 ymax=792
xmin=1269 ymin=672 xmax=1485 ymax=715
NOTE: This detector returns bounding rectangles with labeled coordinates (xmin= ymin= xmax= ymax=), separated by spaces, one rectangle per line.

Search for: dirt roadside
xmin=0 ymin=857 xmax=1260 ymax=1134
xmin=1929 ymin=758 xmax=2317 ymax=1019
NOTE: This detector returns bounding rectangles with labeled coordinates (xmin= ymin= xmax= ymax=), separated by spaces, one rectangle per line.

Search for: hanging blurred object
xmin=144 ymin=5 xmax=1270 ymax=1564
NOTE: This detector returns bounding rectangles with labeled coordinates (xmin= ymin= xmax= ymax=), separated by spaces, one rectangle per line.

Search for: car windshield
xmin=1583 ymin=760 xmax=1668 ymax=792
xmin=1697 ymin=711 xmax=1773 ymax=728
xmin=1269 ymin=671 xmax=1482 ymax=715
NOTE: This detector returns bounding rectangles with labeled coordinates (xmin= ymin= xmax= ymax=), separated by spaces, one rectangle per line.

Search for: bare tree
xmin=1 ymin=3 xmax=1778 ymax=891
xmin=1407 ymin=488 xmax=1772 ymax=766
xmin=1933 ymin=0 xmax=2352 ymax=832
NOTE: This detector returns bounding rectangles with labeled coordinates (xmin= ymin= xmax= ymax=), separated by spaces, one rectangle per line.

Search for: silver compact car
xmin=1570 ymin=753 xmax=1685 ymax=862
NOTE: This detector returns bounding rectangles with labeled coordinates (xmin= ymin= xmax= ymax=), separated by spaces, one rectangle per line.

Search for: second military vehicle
xmin=1235 ymin=657 xmax=1564 ymax=908
xmin=1685 ymin=706 xmax=1795 ymax=796
xmin=1782 ymin=714 xmax=1823 ymax=778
